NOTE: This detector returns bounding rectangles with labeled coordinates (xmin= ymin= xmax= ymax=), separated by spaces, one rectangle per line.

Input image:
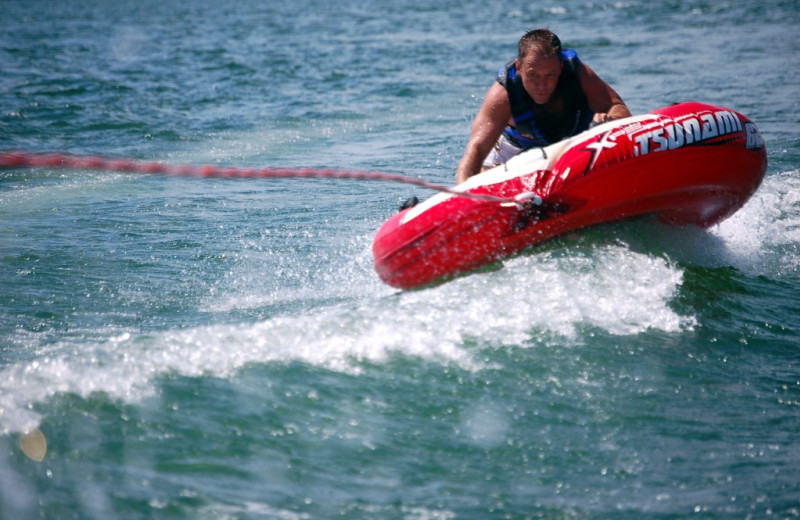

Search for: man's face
xmin=516 ymin=51 xmax=563 ymax=105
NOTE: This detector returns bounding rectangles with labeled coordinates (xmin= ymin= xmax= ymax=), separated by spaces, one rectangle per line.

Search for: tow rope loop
xmin=0 ymin=151 xmax=535 ymax=207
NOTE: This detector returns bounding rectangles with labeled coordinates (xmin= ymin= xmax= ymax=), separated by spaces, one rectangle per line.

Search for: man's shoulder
xmin=562 ymin=49 xmax=579 ymax=62
xmin=562 ymin=49 xmax=582 ymax=74
xmin=496 ymin=60 xmax=517 ymax=86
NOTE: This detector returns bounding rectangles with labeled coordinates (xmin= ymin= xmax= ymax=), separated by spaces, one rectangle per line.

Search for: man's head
xmin=515 ymin=28 xmax=564 ymax=105
xmin=518 ymin=28 xmax=563 ymax=61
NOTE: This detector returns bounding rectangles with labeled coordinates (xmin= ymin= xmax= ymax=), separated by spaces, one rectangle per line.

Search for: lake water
xmin=1 ymin=0 xmax=799 ymax=518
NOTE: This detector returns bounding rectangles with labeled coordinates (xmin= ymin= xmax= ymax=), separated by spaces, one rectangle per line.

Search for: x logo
xmin=580 ymin=130 xmax=617 ymax=175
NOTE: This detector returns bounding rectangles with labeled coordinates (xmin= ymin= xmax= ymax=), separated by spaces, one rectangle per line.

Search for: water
xmin=1 ymin=0 xmax=799 ymax=518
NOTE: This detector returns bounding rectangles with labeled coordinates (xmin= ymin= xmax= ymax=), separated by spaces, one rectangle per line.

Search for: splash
xmin=710 ymin=170 xmax=800 ymax=274
xmin=0 ymin=241 xmax=690 ymax=434
xmin=7 ymin=172 xmax=796 ymax=437
xmin=628 ymin=171 xmax=800 ymax=275
xmin=6 ymin=171 xmax=796 ymax=435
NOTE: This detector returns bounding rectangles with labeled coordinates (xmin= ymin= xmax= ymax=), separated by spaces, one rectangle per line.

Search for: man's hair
xmin=518 ymin=28 xmax=563 ymax=61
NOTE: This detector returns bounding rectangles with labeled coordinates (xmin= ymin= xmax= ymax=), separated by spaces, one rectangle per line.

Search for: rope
xmin=0 ymin=151 xmax=531 ymax=206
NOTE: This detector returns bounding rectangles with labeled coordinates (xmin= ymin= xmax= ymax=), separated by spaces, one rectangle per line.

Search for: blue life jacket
xmin=497 ymin=49 xmax=593 ymax=149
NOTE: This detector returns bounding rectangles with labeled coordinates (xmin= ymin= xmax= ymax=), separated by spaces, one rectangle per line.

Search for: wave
xmin=2 ymin=169 xmax=796 ymax=435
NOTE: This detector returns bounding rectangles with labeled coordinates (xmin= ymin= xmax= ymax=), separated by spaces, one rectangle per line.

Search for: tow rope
xmin=0 ymin=151 xmax=541 ymax=209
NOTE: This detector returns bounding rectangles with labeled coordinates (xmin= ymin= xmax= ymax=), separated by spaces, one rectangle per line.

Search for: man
xmin=455 ymin=28 xmax=631 ymax=183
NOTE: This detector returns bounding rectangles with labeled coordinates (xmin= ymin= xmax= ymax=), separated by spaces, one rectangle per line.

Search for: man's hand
xmin=592 ymin=112 xmax=614 ymax=125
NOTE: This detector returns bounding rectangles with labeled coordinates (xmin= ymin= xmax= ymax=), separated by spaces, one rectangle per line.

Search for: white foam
xmin=0 ymin=239 xmax=690 ymax=434
xmin=627 ymin=170 xmax=800 ymax=275
xmin=8 ymin=171 xmax=796 ymax=434
xmin=710 ymin=170 xmax=800 ymax=274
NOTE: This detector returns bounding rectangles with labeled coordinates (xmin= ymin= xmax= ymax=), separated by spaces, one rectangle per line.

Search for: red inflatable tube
xmin=372 ymin=102 xmax=768 ymax=289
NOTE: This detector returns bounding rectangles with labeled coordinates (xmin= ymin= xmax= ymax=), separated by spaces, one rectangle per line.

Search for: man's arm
xmin=576 ymin=62 xmax=631 ymax=123
xmin=455 ymin=82 xmax=512 ymax=184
